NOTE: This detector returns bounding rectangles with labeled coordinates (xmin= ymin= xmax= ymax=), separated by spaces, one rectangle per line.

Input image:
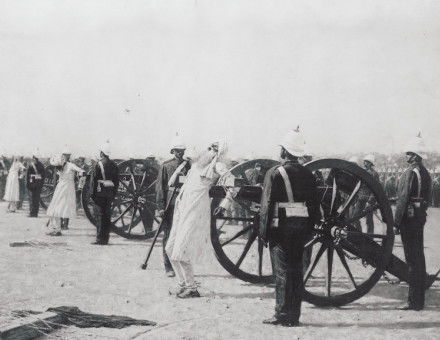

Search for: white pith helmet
xmin=99 ymin=141 xmax=111 ymax=156
xmin=169 ymin=133 xmax=186 ymax=153
xmin=32 ymin=148 xmax=41 ymax=159
xmin=280 ymin=126 xmax=306 ymax=157
xmin=62 ymin=145 xmax=71 ymax=155
xmin=404 ymin=132 xmax=427 ymax=159
xmin=363 ymin=154 xmax=375 ymax=165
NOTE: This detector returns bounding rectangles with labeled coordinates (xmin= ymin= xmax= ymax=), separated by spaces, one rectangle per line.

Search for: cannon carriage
xmin=81 ymin=159 xmax=161 ymax=240
xmin=209 ymin=158 xmax=438 ymax=307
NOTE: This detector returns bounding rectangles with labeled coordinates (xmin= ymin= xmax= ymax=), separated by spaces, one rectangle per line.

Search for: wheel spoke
xmin=140 ymin=180 xmax=158 ymax=194
xmin=335 ymin=246 xmax=358 ymax=288
xmin=113 ymin=203 xmax=133 ymax=224
xmin=304 ymin=235 xmax=321 ymax=249
xmin=304 ymin=243 xmax=327 ymax=284
xmin=126 ymin=207 xmax=138 ymax=235
xmin=235 ymin=231 xmax=257 ymax=269
xmin=337 ymin=180 xmax=361 ymax=216
xmin=258 ymin=237 xmax=263 ymax=277
xmin=345 ymin=230 xmax=387 ymax=239
xmin=217 ymin=219 xmax=227 ymax=232
xmin=221 ymin=225 xmax=252 ymax=247
xmin=326 ymin=245 xmax=334 ymax=297
xmin=330 ymin=177 xmax=337 ymax=214
xmin=344 ymin=203 xmax=379 ymax=225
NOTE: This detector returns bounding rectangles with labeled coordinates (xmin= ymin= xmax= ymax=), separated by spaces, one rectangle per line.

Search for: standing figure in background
xmin=3 ymin=157 xmax=25 ymax=212
xmin=432 ymin=173 xmax=440 ymax=207
xmin=89 ymin=142 xmax=119 ymax=245
xmin=46 ymin=153 xmax=85 ymax=236
xmin=394 ymin=133 xmax=431 ymax=311
xmin=259 ymin=129 xmax=320 ymax=327
xmin=17 ymin=156 xmax=26 ymax=209
xmin=27 ymin=150 xmax=46 ymax=217
xmin=166 ymin=141 xmax=229 ymax=298
xmin=0 ymin=155 xmax=11 ymax=200
xmin=60 ymin=146 xmax=72 ymax=230
xmin=385 ymin=173 xmax=397 ymax=199
xmin=156 ymin=136 xmax=191 ymax=277
xmin=352 ymin=154 xmax=380 ymax=233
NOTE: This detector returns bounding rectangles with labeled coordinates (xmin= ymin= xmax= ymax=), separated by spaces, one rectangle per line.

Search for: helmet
xmin=169 ymin=135 xmax=186 ymax=153
xmin=363 ymin=154 xmax=375 ymax=165
xmin=99 ymin=141 xmax=111 ymax=156
xmin=404 ymin=132 xmax=427 ymax=159
xmin=280 ymin=128 xmax=306 ymax=157
xmin=32 ymin=148 xmax=41 ymax=159
xmin=62 ymin=145 xmax=71 ymax=155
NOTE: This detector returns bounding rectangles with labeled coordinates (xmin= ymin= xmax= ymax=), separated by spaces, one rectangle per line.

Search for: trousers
xmin=170 ymin=259 xmax=196 ymax=289
xmin=400 ymin=217 xmax=426 ymax=309
xmin=29 ymin=187 xmax=42 ymax=216
xmin=269 ymin=222 xmax=309 ymax=322
xmin=162 ymin=206 xmax=175 ymax=272
xmin=94 ymin=197 xmax=113 ymax=244
xmin=352 ymin=197 xmax=374 ymax=233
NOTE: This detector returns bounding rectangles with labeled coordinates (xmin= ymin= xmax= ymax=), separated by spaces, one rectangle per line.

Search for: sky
xmin=1 ymin=0 xmax=440 ymax=159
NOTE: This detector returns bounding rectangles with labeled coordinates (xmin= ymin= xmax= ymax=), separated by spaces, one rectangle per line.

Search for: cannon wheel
xmin=210 ymin=158 xmax=395 ymax=306
xmin=210 ymin=159 xmax=279 ymax=284
xmin=81 ymin=159 xmax=160 ymax=240
xmin=40 ymin=165 xmax=58 ymax=209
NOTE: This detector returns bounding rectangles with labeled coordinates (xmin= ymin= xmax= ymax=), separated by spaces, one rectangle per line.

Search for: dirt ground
xmin=1 ymin=201 xmax=440 ymax=339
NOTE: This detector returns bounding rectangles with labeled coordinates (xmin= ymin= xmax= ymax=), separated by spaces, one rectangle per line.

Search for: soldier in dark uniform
xmin=90 ymin=142 xmax=119 ymax=245
xmin=352 ymin=154 xmax=380 ymax=233
xmin=432 ymin=173 xmax=440 ymax=207
xmin=259 ymin=129 xmax=320 ymax=327
xmin=17 ymin=156 xmax=27 ymax=209
xmin=385 ymin=172 xmax=397 ymax=199
xmin=394 ymin=134 xmax=431 ymax=311
xmin=26 ymin=151 xmax=46 ymax=217
xmin=156 ymin=137 xmax=191 ymax=277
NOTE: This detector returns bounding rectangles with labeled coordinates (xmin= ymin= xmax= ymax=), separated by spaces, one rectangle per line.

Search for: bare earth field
xmin=1 ymin=201 xmax=439 ymax=339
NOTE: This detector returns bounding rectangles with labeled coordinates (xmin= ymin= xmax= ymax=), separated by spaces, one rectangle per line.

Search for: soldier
xmin=17 ymin=156 xmax=26 ymax=209
xmin=156 ymin=136 xmax=191 ymax=277
xmin=432 ymin=173 xmax=440 ymax=207
xmin=259 ymin=129 xmax=320 ymax=327
xmin=385 ymin=171 xmax=397 ymax=199
xmin=352 ymin=154 xmax=380 ymax=233
xmin=26 ymin=150 xmax=46 ymax=217
xmin=90 ymin=142 xmax=119 ymax=245
xmin=394 ymin=133 xmax=431 ymax=311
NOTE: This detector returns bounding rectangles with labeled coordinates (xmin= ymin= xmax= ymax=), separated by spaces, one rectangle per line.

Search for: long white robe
xmin=166 ymin=153 xmax=227 ymax=263
xmin=46 ymin=162 xmax=84 ymax=218
xmin=3 ymin=161 xmax=24 ymax=202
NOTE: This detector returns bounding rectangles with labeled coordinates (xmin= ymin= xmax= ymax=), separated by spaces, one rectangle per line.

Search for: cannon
xmin=81 ymin=159 xmax=160 ymax=240
xmin=209 ymin=158 xmax=439 ymax=307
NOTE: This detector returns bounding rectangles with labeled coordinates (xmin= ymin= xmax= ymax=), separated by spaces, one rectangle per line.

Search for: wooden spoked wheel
xmin=210 ymin=159 xmax=279 ymax=284
xmin=81 ymin=159 xmax=160 ymax=240
xmin=210 ymin=158 xmax=394 ymax=307
xmin=40 ymin=165 xmax=58 ymax=209
xmin=302 ymin=159 xmax=394 ymax=306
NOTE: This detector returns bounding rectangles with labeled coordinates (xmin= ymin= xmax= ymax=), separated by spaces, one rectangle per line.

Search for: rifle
xmin=141 ymin=186 xmax=179 ymax=270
